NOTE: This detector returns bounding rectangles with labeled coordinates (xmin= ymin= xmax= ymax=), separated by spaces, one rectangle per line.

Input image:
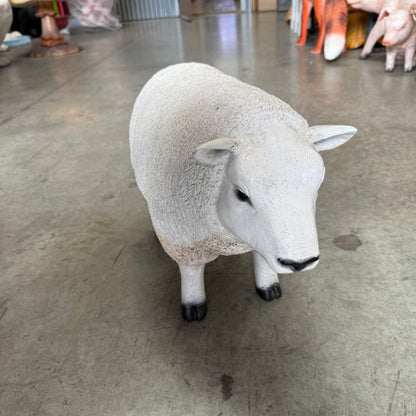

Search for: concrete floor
xmin=1 ymin=12 xmax=415 ymax=416
xmin=192 ymin=0 xmax=239 ymax=15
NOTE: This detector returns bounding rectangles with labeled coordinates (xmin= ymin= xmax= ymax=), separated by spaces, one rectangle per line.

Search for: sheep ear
xmin=308 ymin=125 xmax=357 ymax=152
xmin=193 ymin=137 xmax=240 ymax=165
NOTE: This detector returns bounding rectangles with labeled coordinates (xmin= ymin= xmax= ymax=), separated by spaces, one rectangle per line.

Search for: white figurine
xmin=0 ymin=0 xmax=13 ymax=67
xmin=130 ymin=63 xmax=357 ymax=322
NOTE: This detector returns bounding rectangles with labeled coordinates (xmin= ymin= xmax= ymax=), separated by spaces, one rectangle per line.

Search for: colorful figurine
xmin=296 ymin=0 xmax=349 ymax=60
xmin=324 ymin=0 xmax=350 ymax=59
xmin=296 ymin=0 xmax=326 ymax=53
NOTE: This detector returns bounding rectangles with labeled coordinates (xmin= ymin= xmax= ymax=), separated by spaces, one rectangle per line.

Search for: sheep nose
xmin=278 ymin=256 xmax=320 ymax=272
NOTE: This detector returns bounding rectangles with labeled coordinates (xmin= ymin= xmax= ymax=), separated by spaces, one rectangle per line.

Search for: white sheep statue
xmin=129 ymin=63 xmax=357 ymax=322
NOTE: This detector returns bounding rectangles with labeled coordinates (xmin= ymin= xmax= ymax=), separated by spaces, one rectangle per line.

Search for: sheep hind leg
xmin=253 ymin=252 xmax=282 ymax=301
xmin=179 ymin=263 xmax=207 ymax=322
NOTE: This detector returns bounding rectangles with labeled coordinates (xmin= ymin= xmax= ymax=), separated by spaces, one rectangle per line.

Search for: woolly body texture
xmin=129 ymin=63 xmax=308 ymax=265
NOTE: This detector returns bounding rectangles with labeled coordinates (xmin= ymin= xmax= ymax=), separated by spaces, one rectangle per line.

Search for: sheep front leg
xmin=253 ymin=252 xmax=282 ymax=301
xmin=179 ymin=263 xmax=207 ymax=322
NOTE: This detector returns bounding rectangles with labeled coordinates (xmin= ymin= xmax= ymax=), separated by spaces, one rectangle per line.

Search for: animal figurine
xmin=346 ymin=0 xmax=399 ymax=57
xmin=324 ymin=0 xmax=350 ymax=60
xmin=0 ymin=0 xmax=13 ymax=67
xmin=347 ymin=0 xmax=416 ymax=63
xmin=129 ymin=63 xmax=357 ymax=322
xmin=296 ymin=0 xmax=326 ymax=53
xmin=379 ymin=6 xmax=416 ymax=71
xmin=347 ymin=0 xmax=394 ymax=13
xmin=357 ymin=0 xmax=416 ymax=71
xmin=296 ymin=0 xmax=349 ymax=61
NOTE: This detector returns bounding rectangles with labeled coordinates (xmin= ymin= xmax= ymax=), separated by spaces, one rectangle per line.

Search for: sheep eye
xmin=235 ymin=188 xmax=250 ymax=203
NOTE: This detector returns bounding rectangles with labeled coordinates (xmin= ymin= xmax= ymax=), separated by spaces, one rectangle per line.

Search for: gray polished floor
xmin=1 ymin=12 xmax=415 ymax=416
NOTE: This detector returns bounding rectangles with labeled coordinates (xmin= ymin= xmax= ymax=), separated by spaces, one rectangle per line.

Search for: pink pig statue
xmin=357 ymin=0 xmax=416 ymax=72
xmin=380 ymin=7 xmax=416 ymax=71
xmin=347 ymin=0 xmax=398 ymax=13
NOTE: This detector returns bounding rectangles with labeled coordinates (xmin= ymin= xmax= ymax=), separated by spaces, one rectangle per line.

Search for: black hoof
xmin=182 ymin=302 xmax=207 ymax=322
xmin=385 ymin=67 xmax=394 ymax=73
xmin=256 ymin=283 xmax=282 ymax=302
xmin=404 ymin=67 xmax=414 ymax=73
xmin=359 ymin=54 xmax=370 ymax=60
